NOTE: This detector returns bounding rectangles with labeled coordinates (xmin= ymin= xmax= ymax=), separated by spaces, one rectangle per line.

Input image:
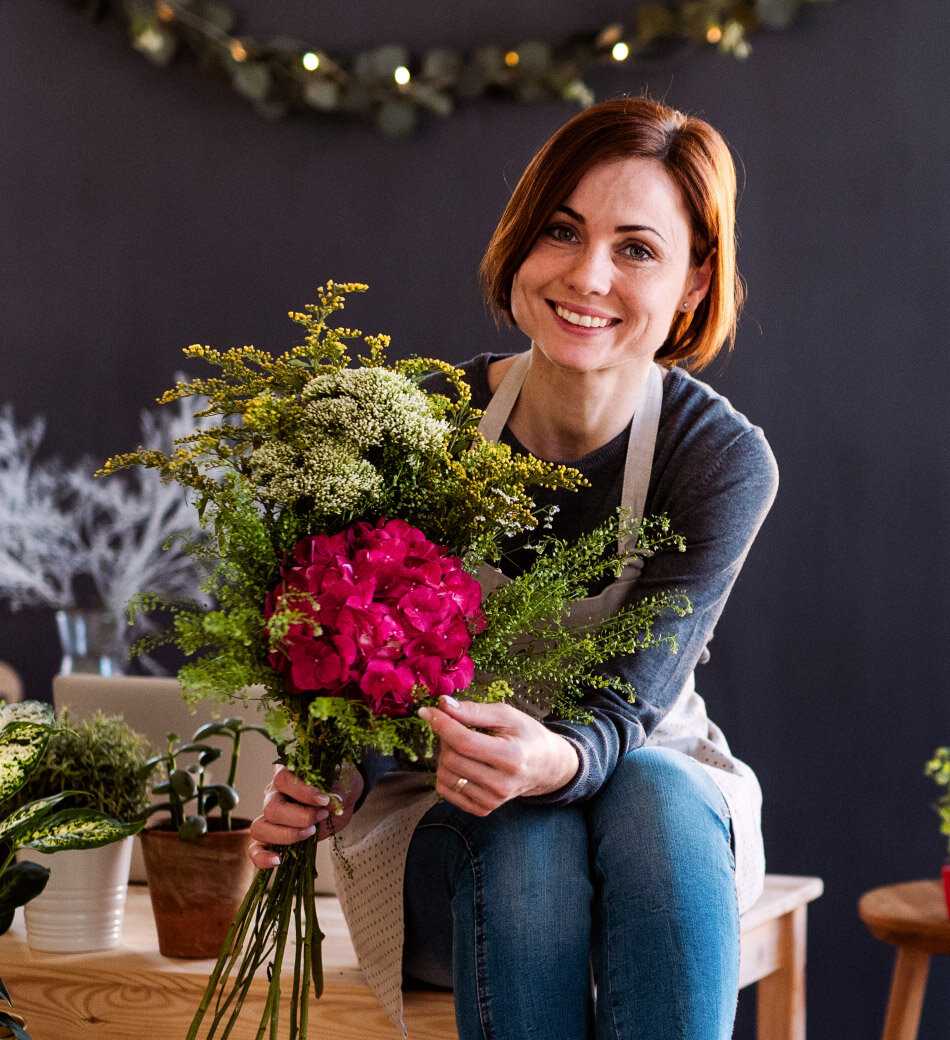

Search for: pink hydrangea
xmin=264 ymin=518 xmax=485 ymax=717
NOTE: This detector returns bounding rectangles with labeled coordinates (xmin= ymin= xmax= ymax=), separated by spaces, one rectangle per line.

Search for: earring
xmin=681 ymin=301 xmax=690 ymax=311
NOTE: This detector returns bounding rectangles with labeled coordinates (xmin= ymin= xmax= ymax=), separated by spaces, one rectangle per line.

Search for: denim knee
xmin=586 ymin=746 xmax=735 ymax=902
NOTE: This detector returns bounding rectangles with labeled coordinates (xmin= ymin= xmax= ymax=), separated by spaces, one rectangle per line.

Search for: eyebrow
xmin=555 ymin=204 xmax=666 ymax=243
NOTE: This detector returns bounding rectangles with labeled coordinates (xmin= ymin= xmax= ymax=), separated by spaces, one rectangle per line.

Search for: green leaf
xmin=193 ymin=0 xmax=236 ymax=33
xmin=0 ymin=860 xmax=50 ymax=912
xmin=515 ymin=40 xmax=552 ymax=77
xmin=170 ymin=769 xmax=197 ymax=799
xmin=198 ymin=748 xmax=222 ymax=767
xmin=179 ymin=814 xmax=208 ymax=842
xmin=139 ymin=753 xmax=170 ymax=777
xmin=0 ymin=702 xmax=52 ymax=730
xmin=238 ymin=724 xmax=273 ymax=741
xmin=232 ymin=63 xmax=272 ymax=102
xmin=16 ymin=809 xmax=144 ymax=853
xmin=206 ymin=784 xmax=238 ymax=812
xmin=0 ymin=723 xmax=50 ymax=805
xmin=191 ymin=722 xmax=229 ymax=741
xmin=0 ymin=791 xmax=85 ymax=841
xmin=177 ymin=742 xmax=218 ymax=755
xmin=303 ymin=78 xmax=340 ymax=112
xmin=421 ymin=48 xmax=462 ymax=83
xmin=756 ymin=0 xmax=803 ymax=29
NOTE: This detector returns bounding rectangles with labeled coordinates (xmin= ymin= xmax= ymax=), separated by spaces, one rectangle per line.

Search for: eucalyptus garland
xmin=68 ymin=0 xmax=832 ymax=137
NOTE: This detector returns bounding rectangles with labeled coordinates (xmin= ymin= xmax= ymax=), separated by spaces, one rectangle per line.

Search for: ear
xmin=685 ymin=250 xmax=714 ymax=308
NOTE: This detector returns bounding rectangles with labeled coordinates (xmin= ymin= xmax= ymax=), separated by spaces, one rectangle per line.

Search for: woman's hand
xmin=418 ymin=695 xmax=579 ymax=816
xmin=248 ymin=762 xmax=365 ymax=870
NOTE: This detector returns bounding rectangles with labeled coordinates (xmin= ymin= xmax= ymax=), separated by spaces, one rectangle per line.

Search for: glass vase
xmin=54 ymin=607 xmax=126 ymax=677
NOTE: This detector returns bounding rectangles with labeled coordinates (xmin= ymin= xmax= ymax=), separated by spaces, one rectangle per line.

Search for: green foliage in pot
xmin=925 ymin=746 xmax=950 ymax=859
xmin=141 ymin=717 xmax=274 ymax=841
xmin=8 ymin=708 xmax=152 ymax=823
xmin=0 ymin=701 xmax=144 ymax=1040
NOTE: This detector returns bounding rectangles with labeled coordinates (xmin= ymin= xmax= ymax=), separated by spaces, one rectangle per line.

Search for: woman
xmin=249 ymin=95 xmax=778 ymax=1040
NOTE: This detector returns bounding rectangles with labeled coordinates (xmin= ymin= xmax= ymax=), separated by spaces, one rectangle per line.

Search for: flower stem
xmin=185 ymin=868 xmax=269 ymax=1040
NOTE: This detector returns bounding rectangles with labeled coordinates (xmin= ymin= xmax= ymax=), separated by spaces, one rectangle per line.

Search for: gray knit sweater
xmin=356 ymin=352 xmax=778 ymax=808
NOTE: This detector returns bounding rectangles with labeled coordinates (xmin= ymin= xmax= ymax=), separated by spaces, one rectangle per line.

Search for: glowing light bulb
xmin=394 ymin=65 xmax=411 ymax=85
xmin=156 ymin=2 xmax=175 ymax=22
xmin=229 ymin=39 xmax=248 ymax=62
xmin=504 ymin=50 xmax=520 ymax=67
xmin=302 ymin=51 xmax=320 ymax=72
xmin=611 ymin=41 xmax=630 ymax=62
xmin=706 ymin=25 xmax=723 ymax=44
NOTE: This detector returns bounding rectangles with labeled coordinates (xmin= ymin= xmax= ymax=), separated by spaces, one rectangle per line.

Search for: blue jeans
xmin=402 ymin=746 xmax=739 ymax=1040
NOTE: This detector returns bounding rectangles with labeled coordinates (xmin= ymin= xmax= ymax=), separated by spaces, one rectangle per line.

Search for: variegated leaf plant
xmin=0 ymin=701 xmax=146 ymax=926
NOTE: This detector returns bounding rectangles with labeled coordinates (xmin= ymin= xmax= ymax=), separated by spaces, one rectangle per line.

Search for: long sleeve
xmin=523 ymin=425 xmax=779 ymax=806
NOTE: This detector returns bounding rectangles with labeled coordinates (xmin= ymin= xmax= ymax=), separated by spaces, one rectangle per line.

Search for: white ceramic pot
xmin=16 ymin=836 xmax=134 ymax=952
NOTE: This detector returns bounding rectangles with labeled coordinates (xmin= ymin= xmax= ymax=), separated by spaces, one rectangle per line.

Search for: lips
xmin=546 ymin=300 xmax=621 ymax=326
xmin=545 ymin=299 xmax=620 ymax=330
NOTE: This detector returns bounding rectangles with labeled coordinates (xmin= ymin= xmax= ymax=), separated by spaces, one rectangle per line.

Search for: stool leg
xmin=756 ymin=905 xmax=807 ymax=1040
xmin=881 ymin=947 xmax=930 ymax=1040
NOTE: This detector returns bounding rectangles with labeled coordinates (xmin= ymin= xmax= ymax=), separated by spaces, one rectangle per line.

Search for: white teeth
xmin=555 ymin=304 xmax=612 ymax=328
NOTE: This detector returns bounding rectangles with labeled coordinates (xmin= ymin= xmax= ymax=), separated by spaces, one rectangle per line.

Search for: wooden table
xmin=0 ymin=875 xmax=822 ymax=1039
xmin=858 ymin=879 xmax=950 ymax=1040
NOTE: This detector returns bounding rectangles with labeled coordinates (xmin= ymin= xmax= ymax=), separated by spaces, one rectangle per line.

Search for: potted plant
xmin=139 ymin=716 xmax=275 ymax=958
xmin=9 ymin=707 xmax=151 ymax=952
xmin=0 ymin=701 xmax=143 ymax=1037
xmin=924 ymin=746 xmax=950 ymax=917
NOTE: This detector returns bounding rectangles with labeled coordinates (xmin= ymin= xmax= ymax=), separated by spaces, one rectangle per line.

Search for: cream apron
xmin=331 ymin=352 xmax=766 ymax=1038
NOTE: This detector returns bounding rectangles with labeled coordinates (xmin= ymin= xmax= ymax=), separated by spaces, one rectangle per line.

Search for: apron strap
xmin=476 ymin=350 xmax=665 ymax=556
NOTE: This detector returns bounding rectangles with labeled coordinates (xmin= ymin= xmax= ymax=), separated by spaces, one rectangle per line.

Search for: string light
xmin=69 ymin=1 xmax=820 ymax=136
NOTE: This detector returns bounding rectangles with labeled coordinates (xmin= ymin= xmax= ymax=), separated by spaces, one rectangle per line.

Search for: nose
xmin=564 ymin=243 xmax=613 ymax=297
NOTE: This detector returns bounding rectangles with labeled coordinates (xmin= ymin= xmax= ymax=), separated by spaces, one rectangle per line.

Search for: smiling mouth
xmin=546 ymin=300 xmax=621 ymax=328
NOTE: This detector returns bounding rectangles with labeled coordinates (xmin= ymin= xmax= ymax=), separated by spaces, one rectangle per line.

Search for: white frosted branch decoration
xmin=0 ymin=389 xmax=211 ymax=636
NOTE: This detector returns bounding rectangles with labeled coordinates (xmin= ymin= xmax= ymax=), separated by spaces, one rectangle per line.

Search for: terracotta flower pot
xmin=943 ymin=863 xmax=950 ymax=919
xmin=140 ymin=818 xmax=256 ymax=958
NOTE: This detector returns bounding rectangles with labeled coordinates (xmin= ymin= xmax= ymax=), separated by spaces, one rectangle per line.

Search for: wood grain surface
xmin=0 ymin=875 xmax=824 ymax=1039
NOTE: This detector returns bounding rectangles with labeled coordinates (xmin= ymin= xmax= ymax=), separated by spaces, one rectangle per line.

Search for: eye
xmin=543 ymin=223 xmax=578 ymax=243
xmin=622 ymin=242 xmax=654 ymax=262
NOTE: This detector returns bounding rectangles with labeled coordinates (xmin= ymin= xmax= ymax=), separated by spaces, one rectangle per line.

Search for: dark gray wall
xmin=3 ymin=2 xmax=949 ymax=1036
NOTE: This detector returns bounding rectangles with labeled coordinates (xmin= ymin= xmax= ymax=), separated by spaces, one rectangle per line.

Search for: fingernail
xmin=302 ymin=825 xmax=317 ymax=838
xmin=440 ymin=695 xmax=460 ymax=708
xmin=418 ymin=707 xmax=432 ymax=721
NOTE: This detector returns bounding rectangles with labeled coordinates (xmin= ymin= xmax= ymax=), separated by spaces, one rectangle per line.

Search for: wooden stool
xmin=858 ymin=879 xmax=950 ymax=1040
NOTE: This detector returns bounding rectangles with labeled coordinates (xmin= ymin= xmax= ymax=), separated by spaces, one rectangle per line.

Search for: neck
xmin=507 ymin=346 xmax=654 ymax=462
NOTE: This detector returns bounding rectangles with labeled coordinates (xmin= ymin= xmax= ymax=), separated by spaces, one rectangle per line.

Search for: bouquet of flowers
xmin=100 ymin=280 xmax=690 ymax=1039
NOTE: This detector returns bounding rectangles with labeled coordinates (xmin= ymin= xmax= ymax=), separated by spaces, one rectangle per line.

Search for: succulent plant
xmin=141 ymin=717 xmax=274 ymax=840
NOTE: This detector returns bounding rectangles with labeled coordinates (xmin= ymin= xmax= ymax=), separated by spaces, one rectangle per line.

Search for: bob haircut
xmin=478 ymin=95 xmax=744 ymax=372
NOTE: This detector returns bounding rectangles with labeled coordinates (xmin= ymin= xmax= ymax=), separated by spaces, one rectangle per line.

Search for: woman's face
xmin=509 ymin=156 xmax=712 ymax=373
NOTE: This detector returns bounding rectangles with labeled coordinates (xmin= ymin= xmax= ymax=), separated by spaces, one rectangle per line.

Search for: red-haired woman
xmin=251 ymin=96 xmax=778 ymax=1040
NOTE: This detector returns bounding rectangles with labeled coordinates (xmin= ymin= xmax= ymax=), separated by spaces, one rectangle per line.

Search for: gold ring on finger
xmin=453 ymin=776 xmax=469 ymax=794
